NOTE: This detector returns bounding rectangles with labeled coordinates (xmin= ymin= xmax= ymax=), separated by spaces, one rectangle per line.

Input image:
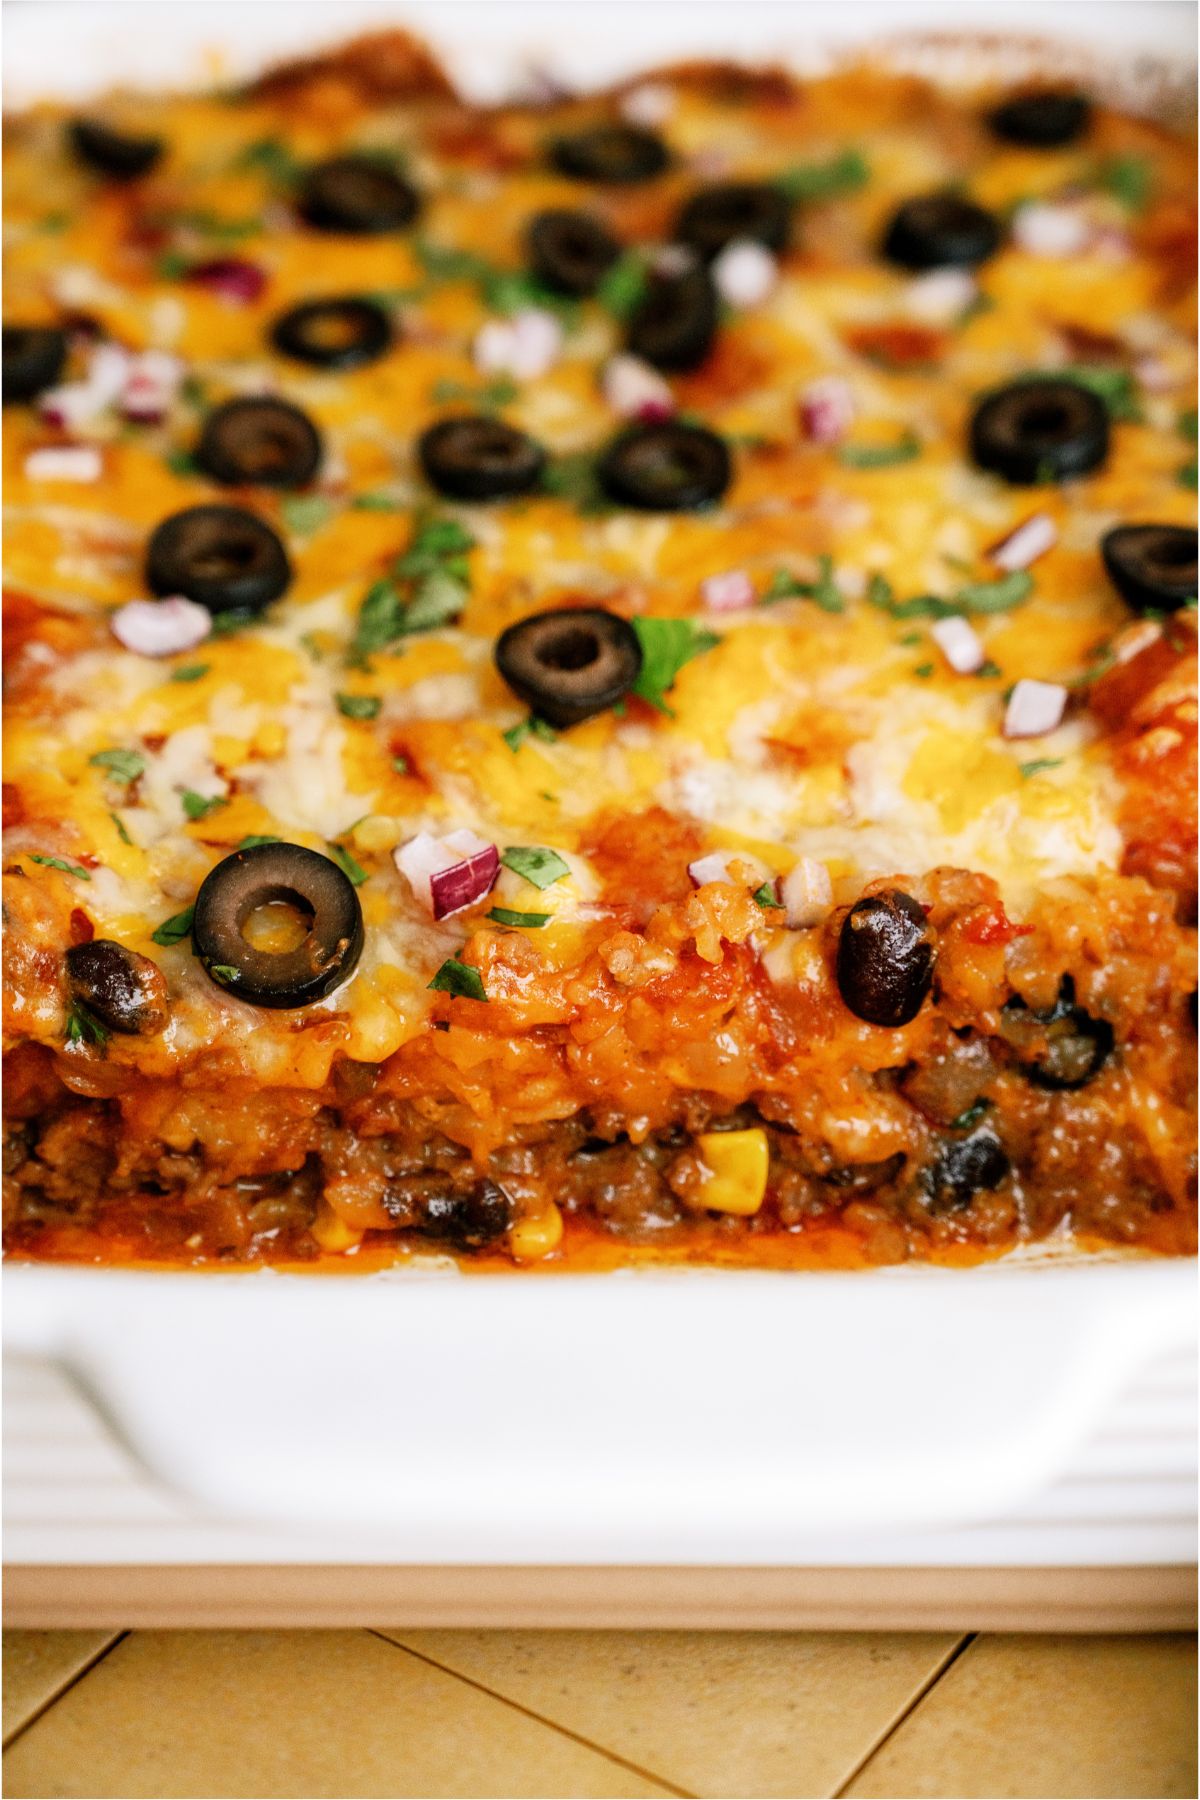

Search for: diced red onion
xmin=930 ymin=615 xmax=985 ymax=675
xmin=798 ymin=375 xmax=855 ymax=446
xmin=120 ymin=348 xmax=184 ymax=424
xmin=111 ymin=595 xmax=212 ymax=657
xmin=988 ymin=512 xmax=1058 ymax=572
xmin=602 ymin=353 xmax=674 ymax=421
xmin=904 ymin=267 xmax=977 ymax=324
xmin=187 ymin=258 xmax=268 ymax=304
xmin=474 ymin=307 xmax=562 ymax=381
xmin=700 ymin=568 xmax=756 ymax=613
xmin=781 ymin=857 xmax=833 ymax=928
xmin=394 ymin=829 xmax=499 ymax=919
xmin=1004 ymin=678 xmax=1068 ymax=740
xmin=712 ymin=238 xmax=778 ymax=308
xmin=619 ymin=82 xmax=674 ymax=127
xmin=24 ymin=444 xmax=103 ymax=483
xmin=1011 ymin=202 xmax=1091 ymax=258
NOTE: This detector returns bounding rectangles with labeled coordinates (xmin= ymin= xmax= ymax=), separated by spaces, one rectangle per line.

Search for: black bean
xmin=420 ymin=1179 xmax=515 ymax=1250
xmin=924 ymin=1129 xmax=1010 ymax=1213
xmin=66 ymin=939 xmax=169 ymax=1035
xmin=836 ymin=889 xmax=934 ymax=1028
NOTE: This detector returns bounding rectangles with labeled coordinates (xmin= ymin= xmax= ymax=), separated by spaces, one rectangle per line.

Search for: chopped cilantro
xmin=487 ymin=906 xmax=551 ymax=928
xmin=630 ymin=616 xmax=719 ymax=716
xmin=326 ymin=842 xmax=368 ymax=886
xmin=501 ymin=845 xmax=570 ymax=889
xmin=428 ymin=957 xmax=488 ymax=1001
xmin=352 ymin=491 xmax=403 ymax=511
xmin=335 ymin=693 xmax=382 ymax=721
xmin=1018 ymin=757 xmax=1064 ymax=779
xmin=38 ymin=211 xmax=70 ymax=234
xmin=237 ymin=834 xmax=281 ymax=850
xmin=280 ymin=494 xmax=335 ymax=535
xmin=414 ymin=239 xmax=576 ymax=322
xmin=751 ymin=882 xmax=783 ymax=909
xmin=65 ymin=1001 xmax=108 ymax=1049
xmin=30 ymin=854 xmax=89 ymax=880
xmin=151 ymin=906 xmax=195 ymax=946
xmin=837 ymin=431 xmax=922 ymax=469
xmin=299 ymin=632 xmax=324 ymax=662
xmin=898 ymin=630 xmax=923 ymax=647
xmin=976 ymin=659 xmax=1003 ymax=680
xmin=503 ymin=716 xmax=558 ymax=752
xmin=155 ymin=251 xmax=190 ymax=281
xmin=776 ymin=148 xmax=869 ymax=204
xmin=165 ymin=447 xmax=199 ymax=477
xmin=949 ymin=1099 xmax=991 ymax=1132
xmin=351 ymin=516 xmax=475 ymax=662
xmin=949 ymin=570 xmax=1035 ymax=614
xmin=109 ymin=811 xmax=133 ymax=846
xmin=236 ymin=136 xmax=302 ymax=182
xmin=595 ymin=251 xmax=650 ymax=320
xmin=913 ymin=662 xmax=935 ymax=678
xmin=88 ymin=747 xmax=145 ymax=785
xmin=763 ymin=555 xmax=845 ymax=612
xmin=208 ymin=963 xmax=242 ymax=984
xmin=169 ymin=663 xmax=210 ymax=683
xmin=181 ymin=790 xmax=227 ymax=820
xmin=209 ymin=609 xmax=255 ymax=636
xmin=540 ymin=450 xmax=609 ymax=514
xmin=392 ymin=754 xmax=411 ymax=775
xmin=1093 ymin=153 xmax=1153 ymax=213
xmin=430 ymin=375 xmax=518 ymax=409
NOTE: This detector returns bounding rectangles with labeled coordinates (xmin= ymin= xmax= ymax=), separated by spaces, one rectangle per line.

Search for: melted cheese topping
xmin=3 ymin=54 xmax=1196 ymax=1087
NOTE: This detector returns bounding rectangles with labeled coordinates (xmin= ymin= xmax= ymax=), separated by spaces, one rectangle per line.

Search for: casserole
xmin=4 ymin=0 xmax=1194 ymax=1562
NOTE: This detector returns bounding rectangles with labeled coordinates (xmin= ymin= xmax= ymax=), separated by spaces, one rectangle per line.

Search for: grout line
xmin=2 ymin=1630 xmax=128 ymax=1752
xmin=830 ymin=1632 xmax=977 ymax=1798
xmin=368 ymin=1629 xmax=694 ymax=1799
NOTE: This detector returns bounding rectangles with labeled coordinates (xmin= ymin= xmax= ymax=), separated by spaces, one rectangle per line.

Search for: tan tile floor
xmin=2 ymin=1629 xmax=1195 ymax=1799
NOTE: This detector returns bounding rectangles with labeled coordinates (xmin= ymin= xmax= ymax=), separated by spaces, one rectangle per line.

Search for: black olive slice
xmin=1101 ymin=524 xmax=1198 ymax=616
xmin=598 ymin=420 xmax=731 ymax=512
xmin=836 ymin=889 xmax=934 ymax=1028
xmin=145 ymin=504 xmax=291 ymax=614
xmin=675 ymin=182 xmax=792 ymax=260
xmin=65 ymin=939 xmax=169 ymax=1036
xmin=68 ymin=117 xmax=165 ymax=181
xmin=924 ymin=1130 xmax=1010 ymax=1213
xmin=526 ymin=208 xmax=622 ymax=296
xmin=192 ymin=843 xmax=364 ymax=1008
xmin=418 ymin=414 xmax=545 ymax=502
xmin=195 ymin=397 xmax=322 ymax=489
xmin=3 ymin=325 xmax=67 ymax=404
xmin=1000 ymin=978 xmax=1114 ymax=1090
xmin=626 ymin=266 xmax=718 ymax=372
xmin=881 ymin=192 xmax=1003 ymax=271
xmin=270 ymin=297 xmax=393 ymax=371
xmin=969 ymin=378 xmax=1110 ymax=485
xmin=297 ymin=156 xmax=420 ymax=234
xmin=550 ymin=124 xmax=670 ymax=185
xmin=495 ymin=607 xmax=643 ymax=728
xmin=988 ymin=89 xmax=1092 ymax=148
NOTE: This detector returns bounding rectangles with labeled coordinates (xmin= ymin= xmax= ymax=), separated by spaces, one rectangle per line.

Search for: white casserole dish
xmin=4 ymin=0 xmax=1196 ymax=1567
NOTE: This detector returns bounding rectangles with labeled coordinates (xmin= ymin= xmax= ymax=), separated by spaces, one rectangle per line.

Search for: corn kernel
xmin=311 ymin=1201 xmax=364 ymax=1254
xmin=694 ymin=1128 xmax=769 ymax=1215
xmin=509 ymin=1202 xmax=564 ymax=1262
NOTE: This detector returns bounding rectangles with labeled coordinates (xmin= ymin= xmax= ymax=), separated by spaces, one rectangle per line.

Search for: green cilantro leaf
xmin=1018 ymin=757 xmax=1064 ymax=779
xmin=88 ymin=748 xmax=145 ymax=785
xmin=326 ymin=842 xmax=368 ymax=886
xmin=948 ymin=570 xmax=1034 ymax=614
xmin=486 ymin=906 xmax=551 ymax=927
xmin=336 ymin=693 xmax=382 ymax=721
xmin=29 ymin=854 xmax=90 ymax=880
xmin=503 ymin=716 xmax=558 ymax=752
xmin=501 ymin=845 xmax=570 ymax=889
xmin=763 ymin=555 xmax=845 ymax=612
xmin=164 ymin=447 xmax=200 ymax=477
xmin=630 ymin=616 xmax=719 ymax=716
xmin=280 ymin=494 xmax=335 ymax=535
xmin=776 ymin=148 xmax=869 ymax=204
xmin=949 ymin=1098 xmax=991 ymax=1131
xmin=65 ymin=1001 xmax=109 ymax=1049
xmin=207 ymin=963 xmax=242 ymax=984
xmin=236 ymin=136 xmax=303 ymax=183
xmin=430 ymin=375 xmax=518 ymax=409
xmin=427 ymin=956 xmax=488 ymax=1001
xmin=595 ymin=251 xmax=650 ymax=320
xmin=352 ymin=491 xmax=404 ymax=511
xmin=151 ymin=906 xmax=195 ymax=946
xmin=169 ymin=663 xmax=210 ymax=683
xmin=751 ymin=882 xmax=783 ymax=909
xmin=109 ymin=811 xmax=133 ymax=845
xmin=837 ymin=431 xmax=922 ymax=469
xmin=1094 ymin=153 xmax=1154 ymax=213
xmin=181 ymin=790 xmax=227 ymax=820
xmin=237 ymin=834 xmax=282 ymax=850
xmin=540 ymin=450 xmax=609 ymax=514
